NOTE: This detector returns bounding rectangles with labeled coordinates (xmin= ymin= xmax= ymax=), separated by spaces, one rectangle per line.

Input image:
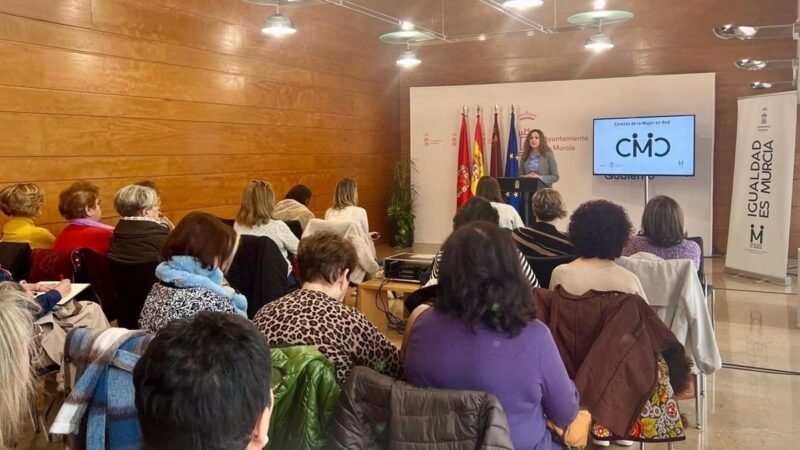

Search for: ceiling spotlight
xmin=396 ymin=49 xmax=421 ymax=68
xmin=750 ymin=80 xmax=796 ymax=89
xmin=735 ymin=58 xmax=798 ymax=71
xmin=714 ymin=24 xmax=758 ymax=40
xmin=750 ymin=81 xmax=774 ymax=89
xmin=593 ymin=0 xmax=607 ymax=10
xmin=400 ymin=20 xmax=415 ymax=31
xmin=585 ymin=31 xmax=614 ymax=50
xmin=502 ymin=0 xmax=544 ymax=10
xmin=736 ymin=59 xmax=767 ymax=70
xmin=262 ymin=13 xmax=296 ymax=36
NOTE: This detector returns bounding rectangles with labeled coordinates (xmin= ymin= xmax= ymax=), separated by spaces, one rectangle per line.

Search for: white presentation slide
xmin=593 ymin=115 xmax=695 ymax=176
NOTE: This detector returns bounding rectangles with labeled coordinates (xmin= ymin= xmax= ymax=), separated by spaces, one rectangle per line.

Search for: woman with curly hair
xmin=549 ymin=199 xmax=646 ymax=299
xmin=0 ymin=183 xmax=55 ymax=249
xmin=405 ymin=222 xmax=579 ymax=450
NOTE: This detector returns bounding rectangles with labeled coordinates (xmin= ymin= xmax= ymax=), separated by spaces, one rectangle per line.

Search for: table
xmin=356 ymin=278 xmax=420 ymax=332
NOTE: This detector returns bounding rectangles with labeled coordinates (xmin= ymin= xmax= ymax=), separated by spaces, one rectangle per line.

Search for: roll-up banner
xmin=725 ymin=91 xmax=797 ymax=284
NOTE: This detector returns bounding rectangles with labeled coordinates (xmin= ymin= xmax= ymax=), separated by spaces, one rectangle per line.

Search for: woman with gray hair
xmin=108 ymin=184 xmax=170 ymax=264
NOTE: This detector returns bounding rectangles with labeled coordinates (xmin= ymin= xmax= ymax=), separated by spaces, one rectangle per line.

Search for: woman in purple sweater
xmin=405 ymin=222 xmax=579 ymax=450
xmin=623 ymin=195 xmax=701 ymax=269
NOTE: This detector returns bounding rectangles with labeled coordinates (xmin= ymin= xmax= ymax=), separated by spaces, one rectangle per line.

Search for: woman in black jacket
xmin=108 ymin=184 xmax=170 ymax=264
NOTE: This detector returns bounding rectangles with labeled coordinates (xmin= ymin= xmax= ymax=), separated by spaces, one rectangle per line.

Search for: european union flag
xmin=504 ymin=109 xmax=520 ymax=210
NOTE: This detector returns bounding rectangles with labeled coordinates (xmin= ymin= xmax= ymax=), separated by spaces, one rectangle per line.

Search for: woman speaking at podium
xmin=520 ymin=129 xmax=559 ymax=186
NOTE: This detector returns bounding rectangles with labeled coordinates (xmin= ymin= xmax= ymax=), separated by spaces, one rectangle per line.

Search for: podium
xmin=496 ymin=177 xmax=547 ymax=226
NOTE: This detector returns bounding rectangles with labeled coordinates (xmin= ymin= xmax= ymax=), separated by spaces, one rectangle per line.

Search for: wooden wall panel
xmin=0 ymin=0 xmax=400 ymax=238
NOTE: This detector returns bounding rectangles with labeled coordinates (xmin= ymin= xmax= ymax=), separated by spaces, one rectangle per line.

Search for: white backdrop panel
xmin=410 ymin=73 xmax=715 ymax=254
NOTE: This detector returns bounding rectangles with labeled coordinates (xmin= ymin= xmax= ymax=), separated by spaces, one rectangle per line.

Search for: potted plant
xmin=387 ymin=159 xmax=417 ymax=248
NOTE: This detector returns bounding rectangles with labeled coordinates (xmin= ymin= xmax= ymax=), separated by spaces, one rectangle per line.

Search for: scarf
xmin=155 ymin=256 xmax=247 ymax=316
xmin=71 ymin=218 xmax=114 ymax=230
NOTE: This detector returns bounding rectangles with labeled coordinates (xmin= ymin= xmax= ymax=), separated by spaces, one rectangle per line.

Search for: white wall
xmin=410 ymin=73 xmax=715 ymax=254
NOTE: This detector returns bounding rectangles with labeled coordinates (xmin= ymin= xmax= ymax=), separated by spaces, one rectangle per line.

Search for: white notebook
xmin=33 ymin=282 xmax=91 ymax=305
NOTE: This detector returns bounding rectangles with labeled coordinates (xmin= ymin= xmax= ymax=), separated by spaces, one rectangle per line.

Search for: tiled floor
xmin=15 ymin=254 xmax=800 ymax=449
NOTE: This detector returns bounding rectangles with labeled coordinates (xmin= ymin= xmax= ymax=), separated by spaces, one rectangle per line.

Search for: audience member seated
xmin=325 ymin=178 xmax=373 ymax=237
xmin=53 ymin=181 xmax=114 ymax=256
xmin=512 ymin=188 xmax=574 ymax=257
xmin=302 ymin=219 xmax=379 ymax=283
xmin=0 ymin=281 xmax=37 ymax=448
xmin=0 ymin=183 xmax=55 ymax=249
xmin=624 ymin=195 xmax=702 ymax=269
xmin=404 ymin=222 xmax=579 ymax=450
xmin=0 ymin=280 xmax=109 ymax=372
xmin=550 ymin=200 xmax=646 ymax=299
xmin=139 ymin=212 xmax=246 ymax=332
xmin=108 ymin=184 xmax=170 ymax=264
xmin=427 ymin=197 xmax=539 ymax=288
xmin=535 ymin=287 xmax=690 ymax=444
xmin=134 ymin=180 xmax=174 ymax=229
xmin=133 ymin=312 xmax=273 ymax=450
xmin=253 ymin=231 xmax=401 ymax=386
xmin=273 ymin=184 xmax=315 ymax=230
xmin=475 ymin=176 xmax=523 ymax=229
xmin=234 ymin=181 xmax=298 ymax=286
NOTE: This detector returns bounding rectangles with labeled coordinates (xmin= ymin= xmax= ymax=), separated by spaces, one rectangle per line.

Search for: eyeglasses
xmin=251 ymin=180 xmax=269 ymax=186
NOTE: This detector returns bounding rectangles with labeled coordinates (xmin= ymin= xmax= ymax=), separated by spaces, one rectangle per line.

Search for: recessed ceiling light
xmin=502 ymin=0 xmax=544 ymax=10
xmin=261 ymin=13 xmax=297 ymax=36
xmin=585 ymin=32 xmax=614 ymax=50
xmin=396 ymin=49 xmax=421 ymax=68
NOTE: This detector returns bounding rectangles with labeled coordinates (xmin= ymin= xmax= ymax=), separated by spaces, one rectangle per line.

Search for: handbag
xmin=547 ymin=409 xmax=592 ymax=449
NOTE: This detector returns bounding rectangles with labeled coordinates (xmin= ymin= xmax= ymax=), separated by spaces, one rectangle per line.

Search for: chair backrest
xmin=283 ymin=220 xmax=303 ymax=240
xmin=0 ymin=242 xmax=32 ymax=280
xmin=75 ymin=249 xmax=118 ymax=321
xmin=109 ymin=259 xmax=160 ymax=329
xmin=686 ymin=236 xmax=705 ymax=280
xmin=327 ymin=366 xmax=513 ymax=450
xmin=28 ymin=248 xmax=79 ymax=283
xmin=228 ymin=235 xmax=289 ymax=318
xmin=524 ymin=254 xmax=576 ymax=289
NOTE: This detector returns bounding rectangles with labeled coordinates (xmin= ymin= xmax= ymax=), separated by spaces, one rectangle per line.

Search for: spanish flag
xmin=470 ymin=110 xmax=485 ymax=194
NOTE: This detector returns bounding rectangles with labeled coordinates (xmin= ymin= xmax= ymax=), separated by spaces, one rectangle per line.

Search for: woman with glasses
xmin=108 ymin=184 xmax=171 ymax=264
xmin=53 ymin=181 xmax=114 ymax=256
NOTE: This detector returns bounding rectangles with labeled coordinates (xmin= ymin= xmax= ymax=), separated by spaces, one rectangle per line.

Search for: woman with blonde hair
xmin=520 ymin=129 xmax=560 ymax=186
xmin=325 ymin=178 xmax=374 ymax=237
xmin=624 ymin=195 xmax=701 ymax=269
xmin=474 ymin=176 xmax=524 ymax=230
xmin=53 ymin=181 xmax=114 ymax=256
xmin=512 ymin=188 xmax=574 ymax=257
xmin=0 ymin=281 xmax=38 ymax=447
xmin=234 ymin=181 xmax=298 ymax=283
xmin=0 ymin=183 xmax=56 ymax=249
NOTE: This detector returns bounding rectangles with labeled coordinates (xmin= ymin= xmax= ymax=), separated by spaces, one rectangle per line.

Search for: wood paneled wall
xmin=392 ymin=0 xmax=798 ymax=253
xmin=0 ymin=0 xmax=400 ymax=237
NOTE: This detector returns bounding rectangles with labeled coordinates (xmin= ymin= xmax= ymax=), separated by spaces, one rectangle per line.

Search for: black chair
xmin=0 ymin=241 xmax=32 ymax=280
xmin=283 ymin=220 xmax=303 ymax=240
xmin=74 ymin=249 xmax=118 ymax=322
xmin=524 ymin=254 xmax=576 ymax=289
xmin=228 ymin=235 xmax=290 ymax=318
xmin=109 ymin=259 xmax=160 ymax=329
